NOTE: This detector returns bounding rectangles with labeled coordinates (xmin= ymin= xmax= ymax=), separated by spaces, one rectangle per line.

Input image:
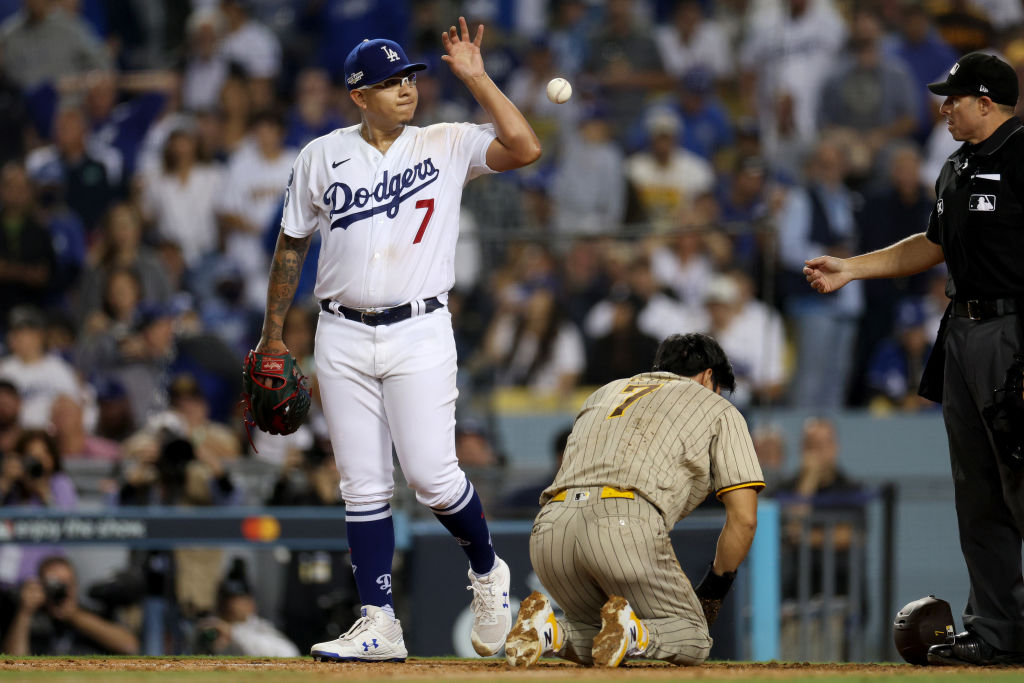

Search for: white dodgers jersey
xmin=281 ymin=123 xmax=497 ymax=308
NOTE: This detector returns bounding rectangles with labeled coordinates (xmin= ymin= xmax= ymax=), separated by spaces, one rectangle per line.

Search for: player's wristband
xmin=694 ymin=563 xmax=737 ymax=601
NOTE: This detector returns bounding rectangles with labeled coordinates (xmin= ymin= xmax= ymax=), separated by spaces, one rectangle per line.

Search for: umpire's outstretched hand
xmin=803 ymin=256 xmax=852 ymax=294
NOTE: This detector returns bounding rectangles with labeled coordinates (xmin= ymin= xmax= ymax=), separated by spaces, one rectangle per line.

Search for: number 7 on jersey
xmin=607 ymin=383 xmax=664 ymax=419
xmin=413 ymin=198 xmax=434 ymax=244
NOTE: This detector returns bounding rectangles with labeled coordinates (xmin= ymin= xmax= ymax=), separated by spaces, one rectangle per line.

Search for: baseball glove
xmin=241 ymin=349 xmax=311 ymax=441
xmin=694 ymin=563 xmax=736 ymax=627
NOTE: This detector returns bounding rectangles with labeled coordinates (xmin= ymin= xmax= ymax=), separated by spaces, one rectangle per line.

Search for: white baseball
xmin=546 ymin=77 xmax=572 ymax=104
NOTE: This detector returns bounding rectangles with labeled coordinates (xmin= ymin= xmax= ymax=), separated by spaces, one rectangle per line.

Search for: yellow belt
xmin=550 ymin=486 xmax=635 ymax=502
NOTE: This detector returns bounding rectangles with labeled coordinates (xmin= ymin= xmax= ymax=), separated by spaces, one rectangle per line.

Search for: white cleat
xmin=505 ymin=590 xmax=563 ymax=667
xmin=467 ymin=556 xmax=512 ymax=656
xmin=310 ymin=605 xmax=408 ymax=662
xmin=592 ymin=595 xmax=650 ymax=668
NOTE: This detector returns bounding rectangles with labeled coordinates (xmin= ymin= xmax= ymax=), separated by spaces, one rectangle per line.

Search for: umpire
xmin=804 ymin=52 xmax=1024 ymax=666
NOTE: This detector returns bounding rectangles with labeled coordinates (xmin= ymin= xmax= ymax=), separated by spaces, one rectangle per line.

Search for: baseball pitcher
xmin=249 ymin=18 xmax=541 ymax=662
xmin=505 ymin=333 xmax=764 ymax=667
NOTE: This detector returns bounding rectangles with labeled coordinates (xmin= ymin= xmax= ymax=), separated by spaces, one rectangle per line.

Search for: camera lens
xmin=24 ymin=456 xmax=44 ymax=479
xmin=44 ymin=580 xmax=67 ymax=605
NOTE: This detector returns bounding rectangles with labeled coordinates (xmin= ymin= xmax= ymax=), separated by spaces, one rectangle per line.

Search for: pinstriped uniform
xmin=530 ymin=372 xmax=764 ymax=665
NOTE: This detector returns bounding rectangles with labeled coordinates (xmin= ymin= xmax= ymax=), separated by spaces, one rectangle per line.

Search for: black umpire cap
xmin=927 ymin=52 xmax=1019 ymax=106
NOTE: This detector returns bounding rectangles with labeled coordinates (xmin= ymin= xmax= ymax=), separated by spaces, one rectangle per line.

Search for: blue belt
xmin=319 ymin=297 xmax=443 ymax=326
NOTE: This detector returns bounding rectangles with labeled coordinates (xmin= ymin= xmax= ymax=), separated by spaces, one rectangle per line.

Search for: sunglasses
xmin=359 ymin=73 xmax=418 ymax=91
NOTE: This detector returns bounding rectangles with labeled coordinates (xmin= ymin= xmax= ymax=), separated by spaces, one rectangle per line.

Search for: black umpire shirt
xmin=926 ymin=117 xmax=1024 ymax=299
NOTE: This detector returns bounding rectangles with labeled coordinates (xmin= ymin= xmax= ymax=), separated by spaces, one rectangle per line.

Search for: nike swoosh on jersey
xmin=332 ymin=159 xmax=350 ymax=168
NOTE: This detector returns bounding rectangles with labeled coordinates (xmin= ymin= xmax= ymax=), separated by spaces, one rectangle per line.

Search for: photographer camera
xmin=1 ymin=556 xmax=139 ymax=655
xmin=192 ymin=558 xmax=298 ymax=657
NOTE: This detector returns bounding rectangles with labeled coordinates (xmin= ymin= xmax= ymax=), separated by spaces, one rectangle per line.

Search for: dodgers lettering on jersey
xmin=323 ymin=159 xmax=440 ymax=230
xmin=281 ymin=123 xmax=497 ymax=309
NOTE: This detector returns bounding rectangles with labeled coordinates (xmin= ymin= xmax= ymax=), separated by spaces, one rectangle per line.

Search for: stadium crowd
xmin=0 ymin=0 xmax=1021 ymax=656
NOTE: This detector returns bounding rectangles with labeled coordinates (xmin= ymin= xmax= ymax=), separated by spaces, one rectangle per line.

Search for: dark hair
xmin=37 ymin=555 xmax=73 ymax=578
xmin=15 ymin=429 xmax=63 ymax=473
xmin=652 ymin=333 xmax=735 ymax=393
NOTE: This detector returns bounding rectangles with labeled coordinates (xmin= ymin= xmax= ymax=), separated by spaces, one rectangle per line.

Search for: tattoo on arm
xmin=261 ymin=231 xmax=312 ymax=342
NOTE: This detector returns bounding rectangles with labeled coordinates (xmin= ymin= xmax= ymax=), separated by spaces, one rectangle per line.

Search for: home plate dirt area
xmin=3 ymin=657 xmax=1024 ymax=681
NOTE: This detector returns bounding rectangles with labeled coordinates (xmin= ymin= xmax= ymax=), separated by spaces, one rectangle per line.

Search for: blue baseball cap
xmin=344 ymin=38 xmax=427 ymax=91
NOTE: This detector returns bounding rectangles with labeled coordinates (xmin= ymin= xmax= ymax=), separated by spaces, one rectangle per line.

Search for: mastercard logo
xmin=242 ymin=516 xmax=281 ymax=542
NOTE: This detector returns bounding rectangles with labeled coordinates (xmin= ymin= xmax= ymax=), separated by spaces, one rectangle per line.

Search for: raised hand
xmin=803 ymin=256 xmax=852 ymax=294
xmin=441 ymin=16 xmax=485 ymax=82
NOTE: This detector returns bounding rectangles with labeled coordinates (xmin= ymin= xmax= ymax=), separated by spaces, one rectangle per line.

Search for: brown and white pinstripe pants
xmin=529 ymin=487 xmax=712 ymax=665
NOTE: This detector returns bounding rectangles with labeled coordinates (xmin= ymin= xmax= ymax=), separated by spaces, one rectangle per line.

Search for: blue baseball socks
xmin=345 ymin=502 xmax=396 ymax=619
xmin=432 ymin=478 xmax=497 ymax=575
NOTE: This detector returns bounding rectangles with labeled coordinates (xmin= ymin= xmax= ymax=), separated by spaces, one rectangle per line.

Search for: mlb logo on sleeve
xmin=969 ymin=194 xmax=997 ymax=211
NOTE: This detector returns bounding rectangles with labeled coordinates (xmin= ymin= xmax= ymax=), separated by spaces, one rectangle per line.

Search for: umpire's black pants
xmin=943 ymin=314 xmax=1024 ymax=651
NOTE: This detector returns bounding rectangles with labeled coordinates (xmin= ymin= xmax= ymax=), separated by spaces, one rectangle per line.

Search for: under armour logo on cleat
xmin=362 ymin=639 xmax=379 ymax=652
xmin=502 ymin=592 xmax=509 ymax=608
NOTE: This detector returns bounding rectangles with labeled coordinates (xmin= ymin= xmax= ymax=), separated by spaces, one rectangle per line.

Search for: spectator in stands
xmin=482 ymin=285 xmax=585 ymax=401
xmin=890 ymin=4 xmax=958 ymax=142
xmin=648 ymin=227 xmax=716 ymax=309
xmin=92 ymin=377 xmax=134 ymax=442
xmin=140 ymin=121 xmax=224 ymax=269
xmin=626 ymin=106 xmax=715 ymax=232
xmin=777 ymin=138 xmax=862 ymax=409
xmin=216 ymin=69 xmax=252 ymax=155
xmin=454 ymin=416 xmax=503 ymax=511
xmin=83 ymin=268 xmax=144 ymax=340
xmin=582 ymin=0 xmax=671 ymax=141
xmin=284 ymin=68 xmax=345 ymax=149
xmin=0 ymin=0 xmax=110 ymax=89
xmin=817 ymin=8 xmax=918 ymax=180
xmin=0 ymin=380 xmax=20 ymax=455
xmin=1 ymin=555 xmax=138 ymax=655
xmin=850 ymin=144 xmax=933 ymax=405
xmin=159 ymin=373 xmax=240 ymax=465
xmin=583 ymin=288 xmax=660 ymax=387
xmin=716 ymin=154 xmax=778 ymax=279
xmin=0 ymin=429 xmax=77 ymax=508
xmin=654 ymin=0 xmax=733 ymax=81
xmin=866 ymin=298 xmax=936 ymax=413
xmin=932 ymin=0 xmax=994 ymax=55
xmin=0 ymin=162 xmax=55 ymax=322
xmin=218 ymin=109 xmax=296 ymax=310
xmin=193 ymin=558 xmax=298 ymax=657
xmin=117 ymin=433 xmax=239 ymax=507
xmin=505 ymin=37 xmax=574 ymax=165
xmin=674 ymin=67 xmax=734 ymax=163
xmin=182 ymin=6 xmax=228 ymax=113
xmin=740 ymin=0 xmax=846 ymax=170
xmin=83 ymin=303 xmax=176 ymax=427
xmin=77 ymin=203 xmax=173 ymax=322
xmin=0 ymin=47 xmax=31 ymax=164
xmin=218 ymin=0 xmax=280 ymax=109
xmin=26 ymin=105 xmax=119 ymax=234
xmin=551 ymin=105 xmax=626 ymax=235
xmin=0 ymin=307 xmax=79 ymax=430
xmin=751 ymin=424 xmax=787 ymax=489
xmin=774 ymin=418 xmax=866 ymax=599
xmin=49 ymin=394 xmax=119 ymax=462
xmin=703 ymin=272 xmax=787 ymax=409
xmin=83 ymin=70 xmax=174 ymax=181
